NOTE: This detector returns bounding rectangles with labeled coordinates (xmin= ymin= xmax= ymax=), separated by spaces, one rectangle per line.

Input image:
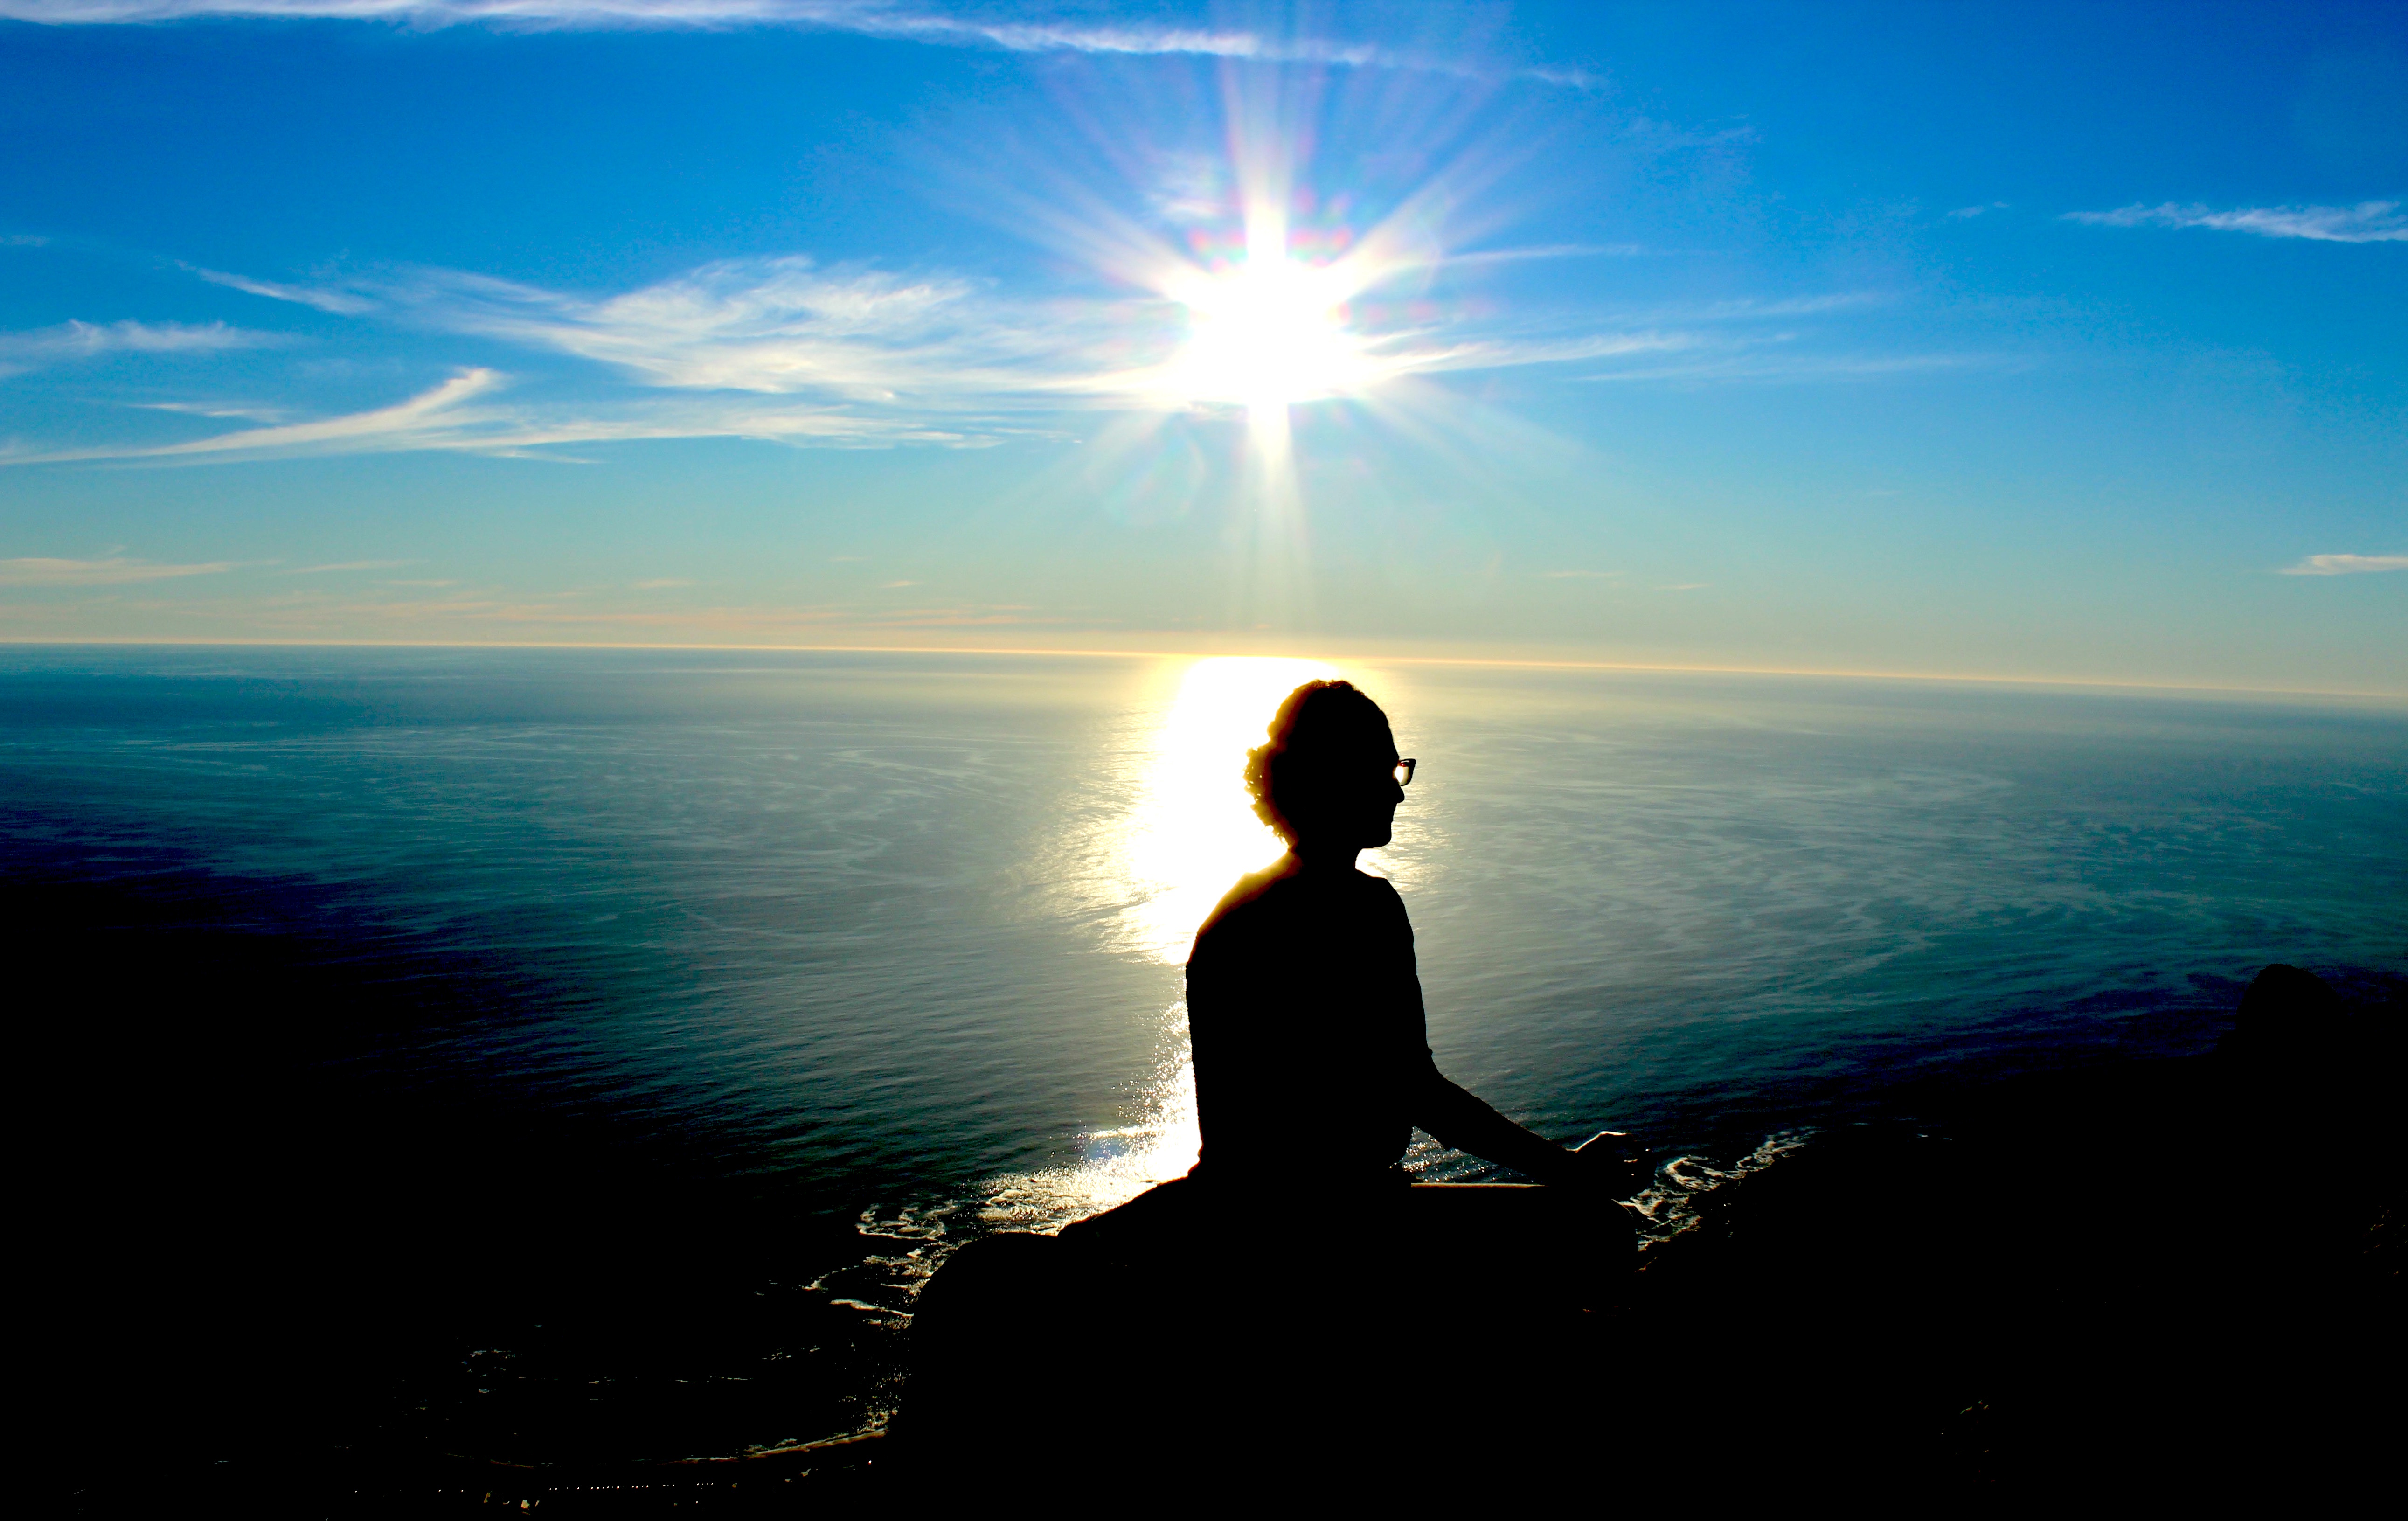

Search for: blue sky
xmin=1 ymin=1 xmax=2401 ymax=691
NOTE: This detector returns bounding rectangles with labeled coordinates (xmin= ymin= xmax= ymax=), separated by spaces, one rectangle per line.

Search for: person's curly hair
xmin=1244 ymin=680 xmax=1393 ymax=846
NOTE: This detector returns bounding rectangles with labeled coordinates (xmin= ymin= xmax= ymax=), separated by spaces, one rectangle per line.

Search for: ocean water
xmin=7 ymin=645 xmax=2404 ymax=1466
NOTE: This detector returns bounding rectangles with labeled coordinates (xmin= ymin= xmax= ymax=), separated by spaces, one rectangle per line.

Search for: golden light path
xmin=1118 ymin=654 xmax=1337 ymax=965
xmin=968 ymin=84 xmax=1463 ymax=1222
xmin=983 ymin=654 xmax=1416 ymax=1228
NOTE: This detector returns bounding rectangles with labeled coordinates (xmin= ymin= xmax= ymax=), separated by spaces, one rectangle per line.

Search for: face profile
xmin=1242 ymin=679 xmax=1414 ymax=861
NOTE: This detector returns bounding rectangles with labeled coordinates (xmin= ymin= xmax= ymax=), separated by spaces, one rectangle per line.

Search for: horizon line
xmin=3 ymin=635 xmax=2402 ymax=703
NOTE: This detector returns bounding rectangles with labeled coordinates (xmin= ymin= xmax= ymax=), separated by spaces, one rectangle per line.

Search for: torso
xmin=1183 ymin=859 xmax=1434 ymax=1183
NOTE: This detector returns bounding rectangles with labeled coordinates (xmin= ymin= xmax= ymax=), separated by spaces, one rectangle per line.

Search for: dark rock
xmin=898 ymin=964 xmax=2405 ymax=1500
xmin=2225 ymin=962 xmax=2349 ymax=1059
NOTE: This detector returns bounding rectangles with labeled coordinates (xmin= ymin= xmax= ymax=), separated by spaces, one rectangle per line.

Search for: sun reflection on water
xmin=1117 ymin=654 xmax=1337 ymax=965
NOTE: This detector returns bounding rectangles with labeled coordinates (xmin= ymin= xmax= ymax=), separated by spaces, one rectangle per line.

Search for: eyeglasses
xmin=1392 ymin=758 xmax=1416 ymax=787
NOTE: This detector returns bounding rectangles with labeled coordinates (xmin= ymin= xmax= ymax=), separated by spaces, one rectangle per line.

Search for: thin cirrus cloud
xmin=0 ymin=318 xmax=285 ymax=376
xmin=350 ymin=257 xmax=1663 ymax=397
xmin=0 ymin=1 xmax=1589 ymax=82
xmin=2064 ymin=201 xmax=2408 ymax=243
xmin=0 ymin=555 xmax=236 ymax=585
xmin=3 ymin=362 xmax=989 ymax=465
xmin=14 ymin=241 xmax=1915 ymax=465
xmin=12 ymin=368 xmax=511 ymax=463
xmin=4 ymin=251 xmax=1732 ymax=463
xmin=188 ymin=264 xmax=378 ymax=316
xmin=1575 ymin=349 xmax=1992 ymax=385
xmin=376 ymin=258 xmax=1145 ymax=399
xmin=409 ymin=257 xmax=1915 ymax=397
xmin=2279 ymin=554 xmax=2408 ymax=576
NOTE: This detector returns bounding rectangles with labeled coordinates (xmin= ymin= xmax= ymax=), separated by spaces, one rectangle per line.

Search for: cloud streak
xmin=364 ymin=256 xmax=1710 ymax=397
xmin=0 ymin=2 xmax=1592 ymax=82
xmin=8 ymin=368 xmax=509 ymax=463
xmin=12 ymin=243 xmax=1914 ymax=462
xmin=381 ymin=258 xmax=1126 ymax=399
xmin=0 ymin=555 xmax=236 ymax=584
xmin=189 ymin=264 xmax=379 ymax=315
xmin=0 ymin=318 xmax=285 ymax=375
xmin=1573 ymin=349 xmax=1992 ymax=385
xmin=5 ymin=362 xmax=1007 ymax=464
xmin=2065 ymin=201 xmax=2408 ymax=243
xmin=2279 ymin=553 xmax=2408 ymax=576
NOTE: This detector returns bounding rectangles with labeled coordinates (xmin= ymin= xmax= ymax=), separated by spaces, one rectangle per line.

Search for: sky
xmin=1 ymin=0 xmax=2402 ymax=693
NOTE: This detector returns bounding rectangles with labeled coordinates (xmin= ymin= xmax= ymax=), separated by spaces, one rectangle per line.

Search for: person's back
xmin=1187 ymin=858 xmax=1430 ymax=1183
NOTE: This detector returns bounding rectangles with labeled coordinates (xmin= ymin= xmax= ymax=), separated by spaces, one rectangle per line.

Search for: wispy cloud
xmin=188 ymin=264 xmax=378 ymax=315
xmin=2279 ymin=553 xmax=2408 ymax=576
xmin=134 ymin=400 xmax=292 ymax=422
xmin=0 ymin=2 xmax=1594 ymax=83
xmin=2065 ymin=201 xmax=2408 ymax=243
xmin=401 ymin=252 xmax=1644 ymax=399
xmin=1442 ymin=243 xmax=1650 ymax=267
xmin=1948 ymin=202 xmax=2008 ymax=219
xmin=1683 ymin=292 xmax=1891 ymax=319
xmin=28 ymin=248 xmax=1909 ymax=462
xmin=0 ymin=318 xmax=285 ymax=376
xmin=5 ymin=361 xmax=1000 ymax=464
xmin=288 ymin=558 xmax=414 ymax=573
xmin=7 ymin=368 xmax=507 ymax=462
xmin=0 ymin=555 xmax=235 ymax=585
xmin=1575 ymin=349 xmax=1991 ymax=385
xmin=380 ymin=257 xmax=1120 ymax=398
xmin=1406 ymin=329 xmax=1693 ymax=373
xmin=1538 ymin=568 xmax=1618 ymax=579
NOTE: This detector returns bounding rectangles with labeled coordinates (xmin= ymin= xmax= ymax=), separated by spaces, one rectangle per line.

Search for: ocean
xmin=8 ymin=644 xmax=2403 ymax=1475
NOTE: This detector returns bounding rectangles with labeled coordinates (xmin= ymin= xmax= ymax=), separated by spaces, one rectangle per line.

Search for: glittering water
xmin=7 ymin=645 xmax=2402 ymax=1457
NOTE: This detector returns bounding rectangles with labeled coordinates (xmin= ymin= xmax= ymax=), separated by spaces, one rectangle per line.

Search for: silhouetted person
xmin=1066 ymin=679 xmax=1638 ymax=1270
xmin=913 ymin=680 xmax=1645 ymax=1469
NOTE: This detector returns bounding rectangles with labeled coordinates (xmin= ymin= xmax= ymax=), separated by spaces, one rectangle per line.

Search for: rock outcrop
xmin=897 ymin=965 xmax=2403 ymax=1500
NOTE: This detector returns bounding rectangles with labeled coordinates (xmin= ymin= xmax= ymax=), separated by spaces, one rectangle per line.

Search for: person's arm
xmin=1412 ymin=1069 xmax=1621 ymax=1189
xmin=1378 ymin=879 xmax=1637 ymax=1193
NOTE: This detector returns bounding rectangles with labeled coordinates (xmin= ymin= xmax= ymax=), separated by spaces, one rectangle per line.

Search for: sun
xmin=1162 ymin=224 xmax=1374 ymax=411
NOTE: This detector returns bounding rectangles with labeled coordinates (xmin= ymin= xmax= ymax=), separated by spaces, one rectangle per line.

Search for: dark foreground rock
xmin=896 ymin=965 xmax=2403 ymax=1500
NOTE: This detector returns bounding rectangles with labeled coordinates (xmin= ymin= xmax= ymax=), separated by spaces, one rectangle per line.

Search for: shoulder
xmin=1351 ymin=871 xmax=1416 ymax=949
xmin=1190 ymin=856 xmax=1301 ymax=958
xmin=1354 ymin=869 xmax=1408 ymax=916
xmin=1189 ymin=856 xmax=1310 ymax=962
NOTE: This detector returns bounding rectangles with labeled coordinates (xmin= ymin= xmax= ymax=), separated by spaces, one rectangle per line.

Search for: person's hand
xmin=1568 ymin=1130 xmax=1651 ymax=1196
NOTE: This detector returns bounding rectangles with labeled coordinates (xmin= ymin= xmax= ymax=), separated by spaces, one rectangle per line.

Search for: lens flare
xmin=1154 ymin=196 xmax=1413 ymax=420
xmin=1164 ymin=216 xmax=1372 ymax=410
